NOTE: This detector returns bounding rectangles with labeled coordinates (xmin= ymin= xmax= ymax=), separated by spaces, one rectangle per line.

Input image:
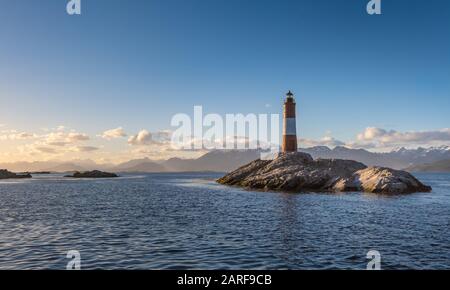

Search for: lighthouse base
xmin=282 ymin=135 xmax=298 ymax=153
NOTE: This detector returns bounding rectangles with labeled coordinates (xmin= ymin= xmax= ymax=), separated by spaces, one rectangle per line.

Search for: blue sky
xmin=0 ymin=0 xmax=449 ymax=162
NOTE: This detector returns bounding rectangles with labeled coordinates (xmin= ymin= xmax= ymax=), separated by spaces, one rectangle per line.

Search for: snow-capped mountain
xmin=301 ymin=146 xmax=450 ymax=169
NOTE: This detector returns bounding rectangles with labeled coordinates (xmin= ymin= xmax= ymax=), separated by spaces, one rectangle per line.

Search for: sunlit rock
xmin=217 ymin=152 xmax=432 ymax=194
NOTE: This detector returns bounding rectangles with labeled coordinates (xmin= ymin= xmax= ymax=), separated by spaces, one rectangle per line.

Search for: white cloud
xmin=4 ymin=123 xmax=450 ymax=162
xmin=357 ymin=127 xmax=388 ymax=141
xmin=297 ymin=127 xmax=450 ymax=151
xmin=101 ymin=127 xmax=127 ymax=140
xmin=299 ymin=136 xmax=345 ymax=148
xmin=345 ymin=141 xmax=378 ymax=150
xmin=128 ymin=130 xmax=171 ymax=146
xmin=355 ymin=127 xmax=450 ymax=147
xmin=44 ymin=131 xmax=90 ymax=145
xmin=66 ymin=132 xmax=90 ymax=142
xmin=9 ymin=128 xmax=96 ymax=160
xmin=128 ymin=130 xmax=152 ymax=145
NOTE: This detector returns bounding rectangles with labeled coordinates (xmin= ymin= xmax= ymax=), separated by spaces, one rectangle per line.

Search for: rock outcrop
xmin=0 ymin=169 xmax=32 ymax=179
xmin=333 ymin=167 xmax=432 ymax=194
xmin=217 ymin=152 xmax=432 ymax=194
xmin=65 ymin=170 xmax=118 ymax=178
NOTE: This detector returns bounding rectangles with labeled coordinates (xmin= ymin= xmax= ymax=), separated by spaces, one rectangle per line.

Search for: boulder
xmin=65 ymin=170 xmax=118 ymax=178
xmin=217 ymin=152 xmax=432 ymax=194
xmin=333 ymin=167 xmax=432 ymax=194
xmin=0 ymin=169 xmax=32 ymax=179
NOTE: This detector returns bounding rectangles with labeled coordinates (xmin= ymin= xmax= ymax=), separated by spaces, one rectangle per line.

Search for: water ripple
xmin=0 ymin=172 xmax=449 ymax=269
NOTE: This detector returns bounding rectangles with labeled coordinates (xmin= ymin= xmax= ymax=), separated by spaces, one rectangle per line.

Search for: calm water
xmin=0 ymin=172 xmax=449 ymax=270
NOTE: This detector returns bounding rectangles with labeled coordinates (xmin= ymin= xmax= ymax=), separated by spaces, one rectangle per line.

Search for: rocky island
xmin=65 ymin=170 xmax=118 ymax=178
xmin=217 ymin=152 xmax=432 ymax=194
xmin=0 ymin=169 xmax=32 ymax=180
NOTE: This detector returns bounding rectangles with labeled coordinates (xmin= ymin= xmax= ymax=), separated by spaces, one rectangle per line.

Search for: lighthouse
xmin=282 ymin=90 xmax=298 ymax=153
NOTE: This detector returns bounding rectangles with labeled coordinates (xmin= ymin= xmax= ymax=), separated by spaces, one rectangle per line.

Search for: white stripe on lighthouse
xmin=283 ymin=118 xmax=297 ymax=135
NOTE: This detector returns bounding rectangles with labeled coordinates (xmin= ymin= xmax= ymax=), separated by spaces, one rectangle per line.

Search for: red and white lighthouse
xmin=282 ymin=90 xmax=298 ymax=153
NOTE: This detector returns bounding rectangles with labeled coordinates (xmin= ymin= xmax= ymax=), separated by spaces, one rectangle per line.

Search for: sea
xmin=0 ymin=172 xmax=449 ymax=269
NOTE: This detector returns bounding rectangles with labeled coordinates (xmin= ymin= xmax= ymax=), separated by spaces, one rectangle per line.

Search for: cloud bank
xmin=300 ymin=127 xmax=450 ymax=150
xmin=3 ymin=124 xmax=450 ymax=163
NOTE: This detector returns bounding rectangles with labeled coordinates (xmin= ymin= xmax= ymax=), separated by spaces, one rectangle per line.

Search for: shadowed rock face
xmin=65 ymin=170 xmax=118 ymax=178
xmin=0 ymin=169 xmax=32 ymax=179
xmin=217 ymin=152 xmax=432 ymax=194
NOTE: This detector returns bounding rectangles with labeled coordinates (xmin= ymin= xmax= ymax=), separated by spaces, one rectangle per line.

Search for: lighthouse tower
xmin=282 ymin=91 xmax=298 ymax=153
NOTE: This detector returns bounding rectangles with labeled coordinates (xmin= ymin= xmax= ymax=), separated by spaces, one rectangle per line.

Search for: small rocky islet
xmin=0 ymin=169 xmax=32 ymax=180
xmin=64 ymin=170 xmax=118 ymax=178
xmin=217 ymin=152 xmax=432 ymax=194
xmin=1 ymin=169 xmax=118 ymax=179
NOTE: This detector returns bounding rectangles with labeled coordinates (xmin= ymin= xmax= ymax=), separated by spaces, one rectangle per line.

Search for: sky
xmin=0 ymin=0 xmax=449 ymax=163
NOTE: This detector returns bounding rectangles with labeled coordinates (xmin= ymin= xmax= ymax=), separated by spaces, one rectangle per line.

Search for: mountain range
xmin=300 ymin=146 xmax=450 ymax=170
xmin=405 ymin=159 xmax=450 ymax=173
xmin=1 ymin=146 xmax=450 ymax=173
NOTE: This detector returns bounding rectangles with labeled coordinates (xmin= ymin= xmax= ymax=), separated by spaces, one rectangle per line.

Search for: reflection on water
xmin=0 ymin=172 xmax=449 ymax=269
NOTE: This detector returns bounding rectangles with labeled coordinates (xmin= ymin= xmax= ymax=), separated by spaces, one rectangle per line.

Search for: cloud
xmin=0 ymin=130 xmax=36 ymax=141
xmin=357 ymin=127 xmax=387 ymax=141
xmin=128 ymin=130 xmax=171 ymax=146
xmin=151 ymin=130 xmax=172 ymax=143
xmin=128 ymin=144 xmax=205 ymax=160
xmin=344 ymin=141 xmax=378 ymax=150
xmin=11 ymin=132 xmax=35 ymax=140
xmin=47 ymin=141 xmax=70 ymax=147
xmin=72 ymin=146 xmax=100 ymax=152
xmin=355 ymin=127 xmax=450 ymax=147
xmin=101 ymin=127 xmax=127 ymax=140
xmin=297 ymin=127 xmax=450 ymax=151
xmin=2 ymin=126 xmax=118 ymax=162
xmin=44 ymin=131 xmax=90 ymax=145
xmin=66 ymin=132 xmax=90 ymax=142
xmin=10 ymin=127 xmax=96 ymax=159
xmin=128 ymin=130 xmax=152 ymax=145
xmin=34 ymin=146 xmax=59 ymax=154
xmin=299 ymin=136 xmax=346 ymax=148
